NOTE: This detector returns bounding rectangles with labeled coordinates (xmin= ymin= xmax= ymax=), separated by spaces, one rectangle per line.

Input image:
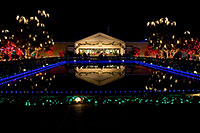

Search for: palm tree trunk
xmin=160 ymin=50 xmax=163 ymax=58
xmin=163 ymin=50 xmax=169 ymax=58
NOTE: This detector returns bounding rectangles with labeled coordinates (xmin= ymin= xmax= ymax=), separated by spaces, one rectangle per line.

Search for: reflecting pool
xmin=0 ymin=63 xmax=199 ymax=94
xmin=1 ymin=62 xmax=200 ymax=131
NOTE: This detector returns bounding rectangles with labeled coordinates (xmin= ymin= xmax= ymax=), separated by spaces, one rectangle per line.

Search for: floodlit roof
xmin=75 ymin=32 xmax=125 ymax=46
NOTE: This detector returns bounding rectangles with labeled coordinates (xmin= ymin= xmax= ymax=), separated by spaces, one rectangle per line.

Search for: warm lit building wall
xmin=38 ymin=42 xmax=149 ymax=58
xmin=38 ymin=42 xmax=74 ymax=58
xmin=126 ymin=42 xmax=149 ymax=57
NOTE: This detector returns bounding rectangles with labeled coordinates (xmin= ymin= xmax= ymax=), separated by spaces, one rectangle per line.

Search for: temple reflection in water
xmin=75 ymin=65 xmax=125 ymax=86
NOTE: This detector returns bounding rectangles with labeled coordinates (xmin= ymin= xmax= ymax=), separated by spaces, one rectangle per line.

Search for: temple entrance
xmin=79 ymin=48 xmax=120 ymax=56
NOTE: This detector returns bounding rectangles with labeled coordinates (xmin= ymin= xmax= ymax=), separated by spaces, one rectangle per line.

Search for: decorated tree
xmin=144 ymin=46 xmax=160 ymax=58
xmin=146 ymin=17 xmax=181 ymax=58
xmin=132 ymin=47 xmax=141 ymax=57
xmin=0 ymin=28 xmax=24 ymax=60
xmin=14 ymin=9 xmax=54 ymax=58
xmin=45 ymin=46 xmax=54 ymax=57
xmin=180 ymin=31 xmax=200 ymax=60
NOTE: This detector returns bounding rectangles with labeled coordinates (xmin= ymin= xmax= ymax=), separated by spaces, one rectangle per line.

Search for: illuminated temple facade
xmin=39 ymin=32 xmax=149 ymax=57
xmin=75 ymin=32 xmax=126 ymax=56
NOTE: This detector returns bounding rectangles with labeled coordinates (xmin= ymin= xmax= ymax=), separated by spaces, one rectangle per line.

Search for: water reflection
xmin=145 ymin=69 xmax=199 ymax=92
xmin=0 ymin=63 xmax=200 ymax=95
xmin=75 ymin=65 xmax=125 ymax=86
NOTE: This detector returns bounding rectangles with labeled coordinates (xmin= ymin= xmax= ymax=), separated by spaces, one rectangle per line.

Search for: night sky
xmin=0 ymin=1 xmax=199 ymax=42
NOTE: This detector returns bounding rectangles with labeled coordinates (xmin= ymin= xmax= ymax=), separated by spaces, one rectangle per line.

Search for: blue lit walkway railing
xmin=0 ymin=61 xmax=67 ymax=86
xmin=0 ymin=60 xmax=200 ymax=86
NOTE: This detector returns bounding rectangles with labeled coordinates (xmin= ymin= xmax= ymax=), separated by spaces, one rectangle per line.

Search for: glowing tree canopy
xmin=14 ymin=9 xmax=54 ymax=58
xmin=0 ymin=28 xmax=24 ymax=60
xmin=147 ymin=17 xmax=181 ymax=58
xmin=181 ymin=31 xmax=200 ymax=59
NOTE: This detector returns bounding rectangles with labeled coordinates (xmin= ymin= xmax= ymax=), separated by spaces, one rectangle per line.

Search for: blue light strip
xmin=1 ymin=60 xmax=200 ymax=87
xmin=0 ymin=61 xmax=67 ymax=83
xmin=0 ymin=61 xmax=67 ymax=86
xmin=132 ymin=61 xmax=200 ymax=80
xmin=0 ymin=65 xmax=57 ymax=86
xmin=0 ymin=89 xmax=198 ymax=94
xmin=133 ymin=61 xmax=200 ymax=78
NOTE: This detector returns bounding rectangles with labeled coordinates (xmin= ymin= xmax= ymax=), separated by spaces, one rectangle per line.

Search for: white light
xmin=30 ymin=16 xmax=34 ymax=20
xmin=163 ymin=75 xmax=165 ymax=79
xmin=16 ymin=15 xmax=19 ymax=20
xmin=145 ymin=86 xmax=148 ymax=90
xmin=75 ymin=97 xmax=82 ymax=103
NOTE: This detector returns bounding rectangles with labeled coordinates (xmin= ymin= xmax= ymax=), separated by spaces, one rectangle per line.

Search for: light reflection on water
xmin=0 ymin=64 xmax=199 ymax=107
xmin=75 ymin=65 xmax=125 ymax=86
xmin=0 ymin=64 xmax=199 ymax=94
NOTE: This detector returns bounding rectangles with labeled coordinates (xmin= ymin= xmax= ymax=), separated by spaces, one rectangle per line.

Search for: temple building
xmin=38 ymin=32 xmax=149 ymax=57
xmin=75 ymin=32 xmax=126 ymax=56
